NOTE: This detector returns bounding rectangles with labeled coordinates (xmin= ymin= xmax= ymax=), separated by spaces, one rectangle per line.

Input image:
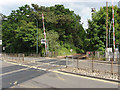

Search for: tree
xmin=86 ymin=6 xmax=120 ymax=51
xmin=2 ymin=4 xmax=86 ymax=54
xmin=46 ymin=30 xmax=59 ymax=51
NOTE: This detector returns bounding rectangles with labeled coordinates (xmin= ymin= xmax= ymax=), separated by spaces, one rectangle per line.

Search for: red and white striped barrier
xmin=112 ymin=0 xmax=115 ymax=52
xmin=42 ymin=13 xmax=47 ymax=51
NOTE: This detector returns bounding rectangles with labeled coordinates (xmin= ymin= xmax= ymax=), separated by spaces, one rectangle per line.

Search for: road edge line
xmin=53 ymin=70 xmax=119 ymax=85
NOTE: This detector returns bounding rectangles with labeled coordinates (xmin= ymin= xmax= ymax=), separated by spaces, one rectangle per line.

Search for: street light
xmin=0 ymin=16 xmax=7 ymax=53
xmin=26 ymin=15 xmax=38 ymax=55
xmin=91 ymin=8 xmax=96 ymax=20
xmin=91 ymin=8 xmax=96 ymax=12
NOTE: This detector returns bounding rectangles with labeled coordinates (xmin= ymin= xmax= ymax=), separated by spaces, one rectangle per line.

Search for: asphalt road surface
xmin=3 ymin=56 xmax=118 ymax=73
xmin=31 ymin=57 xmax=118 ymax=73
xmin=0 ymin=60 xmax=118 ymax=88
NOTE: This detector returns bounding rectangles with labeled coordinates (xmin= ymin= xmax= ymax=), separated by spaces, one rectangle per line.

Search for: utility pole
xmin=36 ymin=18 xmax=38 ymax=55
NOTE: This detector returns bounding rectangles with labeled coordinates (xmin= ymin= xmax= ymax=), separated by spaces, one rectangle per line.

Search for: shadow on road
xmin=2 ymin=67 xmax=49 ymax=88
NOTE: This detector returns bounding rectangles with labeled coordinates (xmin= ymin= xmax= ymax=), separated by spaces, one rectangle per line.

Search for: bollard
xmin=111 ymin=58 xmax=113 ymax=75
xmin=12 ymin=54 xmax=13 ymax=60
xmin=66 ymin=56 xmax=67 ymax=68
xmin=22 ymin=54 xmax=24 ymax=62
xmin=77 ymin=57 xmax=79 ymax=69
xmin=92 ymin=52 xmax=94 ymax=73
xmin=72 ymin=56 xmax=74 ymax=67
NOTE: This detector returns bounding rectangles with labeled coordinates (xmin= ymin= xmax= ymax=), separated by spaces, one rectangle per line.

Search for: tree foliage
xmin=86 ymin=6 xmax=120 ymax=51
xmin=2 ymin=4 xmax=86 ymax=54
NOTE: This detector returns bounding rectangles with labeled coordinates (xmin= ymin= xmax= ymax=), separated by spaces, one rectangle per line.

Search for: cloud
xmin=65 ymin=2 xmax=92 ymax=29
xmin=0 ymin=0 xmax=119 ymax=29
xmin=0 ymin=0 xmax=119 ymax=6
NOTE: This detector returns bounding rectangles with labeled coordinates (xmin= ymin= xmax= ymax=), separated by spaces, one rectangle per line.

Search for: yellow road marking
xmin=56 ymin=73 xmax=64 ymax=80
xmin=3 ymin=60 xmax=119 ymax=85
xmin=53 ymin=71 xmax=118 ymax=85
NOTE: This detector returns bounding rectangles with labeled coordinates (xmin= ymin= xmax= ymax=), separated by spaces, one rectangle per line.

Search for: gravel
xmin=59 ymin=67 xmax=118 ymax=81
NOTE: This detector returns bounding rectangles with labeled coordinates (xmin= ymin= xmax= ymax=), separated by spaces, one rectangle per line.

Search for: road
xmin=3 ymin=56 xmax=118 ymax=73
xmin=26 ymin=57 xmax=118 ymax=73
xmin=0 ymin=60 xmax=119 ymax=89
xmin=68 ymin=59 xmax=118 ymax=72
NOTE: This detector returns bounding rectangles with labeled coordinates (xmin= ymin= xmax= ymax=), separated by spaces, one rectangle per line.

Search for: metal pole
xmin=92 ymin=52 xmax=94 ymax=73
xmin=112 ymin=0 xmax=115 ymax=61
xmin=36 ymin=19 xmax=38 ymax=55
xmin=66 ymin=56 xmax=68 ymax=68
xmin=106 ymin=0 xmax=108 ymax=49
xmin=111 ymin=58 xmax=113 ymax=75
xmin=77 ymin=57 xmax=79 ymax=69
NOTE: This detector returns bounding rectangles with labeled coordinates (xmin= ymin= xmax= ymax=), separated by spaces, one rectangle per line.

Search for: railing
xmin=86 ymin=51 xmax=120 ymax=61
xmin=65 ymin=53 xmax=120 ymax=80
xmin=1 ymin=53 xmax=25 ymax=62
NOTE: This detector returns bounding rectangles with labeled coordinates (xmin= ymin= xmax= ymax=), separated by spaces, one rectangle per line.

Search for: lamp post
xmin=0 ymin=15 xmax=2 ymax=54
xmin=91 ymin=8 xmax=96 ymax=50
xmin=0 ymin=16 xmax=7 ymax=53
xmin=91 ymin=8 xmax=96 ymax=15
xmin=91 ymin=8 xmax=96 ymax=73
xmin=36 ymin=17 xmax=38 ymax=55
xmin=26 ymin=15 xmax=38 ymax=55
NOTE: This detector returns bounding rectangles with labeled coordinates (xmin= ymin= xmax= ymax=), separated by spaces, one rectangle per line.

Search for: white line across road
xmin=0 ymin=68 xmax=29 ymax=76
xmin=1 ymin=60 xmax=119 ymax=85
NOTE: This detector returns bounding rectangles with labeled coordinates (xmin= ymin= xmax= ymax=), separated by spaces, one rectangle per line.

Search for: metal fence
xmin=1 ymin=53 xmax=25 ymax=62
xmin=0 ymin=52 xmax=119 ymax=80
xmin=86 ymin=51 xmax=120 ymax=61
xmin=65 ymin=53 xmax=120 ymax=80
xmin=44 ymin=51 xmax=58 ymax=57
xmin=1 ymin=53 xmax=44 ymax=62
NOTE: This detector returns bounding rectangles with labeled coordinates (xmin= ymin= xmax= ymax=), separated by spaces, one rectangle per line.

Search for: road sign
xmin=0 ymin=40 xmax=2 ymax=45
xmin=3 ymin=47 xmax=5 ymax=50
xmin=70 ymin=49 xmax=73 ymax=52
xmin=41 ymin=39 xmax=46 ymax=44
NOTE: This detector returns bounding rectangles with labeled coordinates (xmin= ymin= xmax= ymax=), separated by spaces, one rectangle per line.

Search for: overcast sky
xmin=0 ymin=0 xmax=119 ymax=29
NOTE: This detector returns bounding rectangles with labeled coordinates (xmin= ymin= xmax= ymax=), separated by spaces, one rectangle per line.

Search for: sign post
xmin=0 ymin=40 xmax=2 ymax=45
xmin=41 ymin=39 xmax=46 ymax=44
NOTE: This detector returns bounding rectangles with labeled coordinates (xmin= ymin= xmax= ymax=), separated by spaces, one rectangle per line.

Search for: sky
xmin=0 ymin=0 xmax=119 ymax=29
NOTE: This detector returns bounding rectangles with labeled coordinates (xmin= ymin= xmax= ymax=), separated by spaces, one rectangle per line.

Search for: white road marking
xmin=0 ymin=68 xmax=29 ymax=76
xmin=2 ymin=60 xmax=119 ymax=85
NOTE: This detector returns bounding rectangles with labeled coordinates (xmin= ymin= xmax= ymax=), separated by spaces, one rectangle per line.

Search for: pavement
xmin=0 ymin=59 xmax=119 ymax=88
